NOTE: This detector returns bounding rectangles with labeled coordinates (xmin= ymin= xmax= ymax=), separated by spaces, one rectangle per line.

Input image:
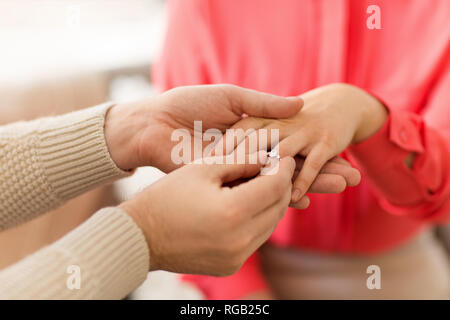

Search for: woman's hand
xmin=104 ymin=84 xmax=302 ymax=171
xmin=290 ymin=155 xmax=361 ymax=209
xmin=120 ymin=152 xmax=297 ymax=276
xmin=223 ymin=83 xmax=387 ymax=202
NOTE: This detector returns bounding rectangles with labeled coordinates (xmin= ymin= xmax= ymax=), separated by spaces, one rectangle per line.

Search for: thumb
xmin=229 ymin=86 xmax=303 ymax=119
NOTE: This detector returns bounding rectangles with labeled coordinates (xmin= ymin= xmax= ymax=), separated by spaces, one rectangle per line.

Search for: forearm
xmin=0 ymin=207 xmax=149 ymax=299
xmin=0 ymin=103 xmax=128 ymax=231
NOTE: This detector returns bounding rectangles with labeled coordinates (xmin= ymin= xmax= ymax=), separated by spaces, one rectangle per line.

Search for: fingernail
xmin=292 ymin=188 xmax=301 ymax=202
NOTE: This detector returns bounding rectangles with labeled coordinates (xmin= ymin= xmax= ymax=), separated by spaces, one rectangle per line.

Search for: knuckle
xmin=225 ymin=257 xmax=245 ymax=276
xmin=308 ymin=157 xmax=323 ymax=172
xmin=212 ymin=262 xmax=237 ymax=277
xmin=215 ymin=253 xmax=244 ymax=277
xmin=218 ymin=238 xmax=239 ymax=257
xmin=238 ymin=234 xmax=252 ymax=251
xmin=220 ymin=264 xmax=240 ymax=277
xmin=266 ymin=205 xmax=284 ymax=224
xmin=229 ymin=237 xmax=247 ymax=256
xmin=320 ymin=135 xmax=336 ymax=150
xmin=222 ymin=234 xmax=251 ymax=258
xmin=221 ymin=84 xmax=239 ymax=97
xmin=221 ymin=204 xmax=242 ymax=225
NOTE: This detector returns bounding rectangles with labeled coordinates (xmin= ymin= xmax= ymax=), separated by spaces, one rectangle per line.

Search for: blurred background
xmin=1 ymin=0 xmax=449 ymax=300
xmin=0 ymin=0 xmax=200 ymax=299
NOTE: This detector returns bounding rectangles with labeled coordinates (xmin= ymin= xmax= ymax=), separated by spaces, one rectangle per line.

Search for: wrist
xmin=351 ymin=87 xmax=388 ymax=144
xmin=104 ymin=103 xmax=139 ymax=170
xmin=104 ymin=98 xmax=158 ymax=170
xmin=119 ymin=200 xmax=155 ymax=271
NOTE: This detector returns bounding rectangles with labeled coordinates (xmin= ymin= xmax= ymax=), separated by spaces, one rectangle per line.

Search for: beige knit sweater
xmin=0 ymin=103 xmax=150 ymax=299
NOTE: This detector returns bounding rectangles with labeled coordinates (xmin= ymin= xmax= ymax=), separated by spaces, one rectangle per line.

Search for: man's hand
xmin=104 ymin=84 xmax=302 ymax=171
xmin=120 ymin=152 xmax=296 ymax=276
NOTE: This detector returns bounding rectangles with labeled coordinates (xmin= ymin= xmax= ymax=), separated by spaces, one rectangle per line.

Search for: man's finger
xmin=227 ymin=157 xmax=296 ymax=215
xmin=246 ymin=188 xmax=292 ymax=255
xmin=200 ymin=151 xmax=268 ymax=184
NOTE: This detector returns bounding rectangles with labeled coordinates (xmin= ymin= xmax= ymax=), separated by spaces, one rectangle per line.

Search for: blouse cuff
xmin=347 ymin=107 xmax=435 ymax=217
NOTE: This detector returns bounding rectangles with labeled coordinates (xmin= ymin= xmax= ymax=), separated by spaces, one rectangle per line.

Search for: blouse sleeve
xmin=347 ymin=59 xmax=450 ymax=223
xmin=0 ymin=207 xmax=149 ymax=299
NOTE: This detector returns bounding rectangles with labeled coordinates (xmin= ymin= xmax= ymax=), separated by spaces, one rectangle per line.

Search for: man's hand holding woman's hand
xmin=120 ymin=152 xmax=296 ymax=276
xmin=104 ymin=84 xmax=302 ymax=171
xmin=104 ymin=84 xmax=361 ymax=200
xmin=102 ymin=84 xmax=365 ymax=276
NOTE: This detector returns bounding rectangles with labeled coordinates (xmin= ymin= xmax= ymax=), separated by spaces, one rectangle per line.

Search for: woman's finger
xmin=294 ymin=157 xmax=361 ymax=188
xmin=276 ymin=131 xmax=309 ymax=158
xmin=306 ymin=173 xmax=347 ymax=193
xmin=319 ymin=162 xmax=361 ymax=187
xmin=329 ymin=156 xmax=352 ymax=167
xmin=291 ymin=145 xmax=333 ymax=201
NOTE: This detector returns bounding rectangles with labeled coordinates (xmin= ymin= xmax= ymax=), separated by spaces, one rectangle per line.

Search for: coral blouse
xmin=153 ymin=0 xmax=450 ymax=299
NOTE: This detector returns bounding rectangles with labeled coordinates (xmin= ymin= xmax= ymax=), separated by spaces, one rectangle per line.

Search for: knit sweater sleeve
xmin=0 ymin=104 xmax=150 ymax=299
xmin=0 ymin=103 xmax=128 ymax=231
xmin=0 ymin=207 xmax=150 ymax=299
